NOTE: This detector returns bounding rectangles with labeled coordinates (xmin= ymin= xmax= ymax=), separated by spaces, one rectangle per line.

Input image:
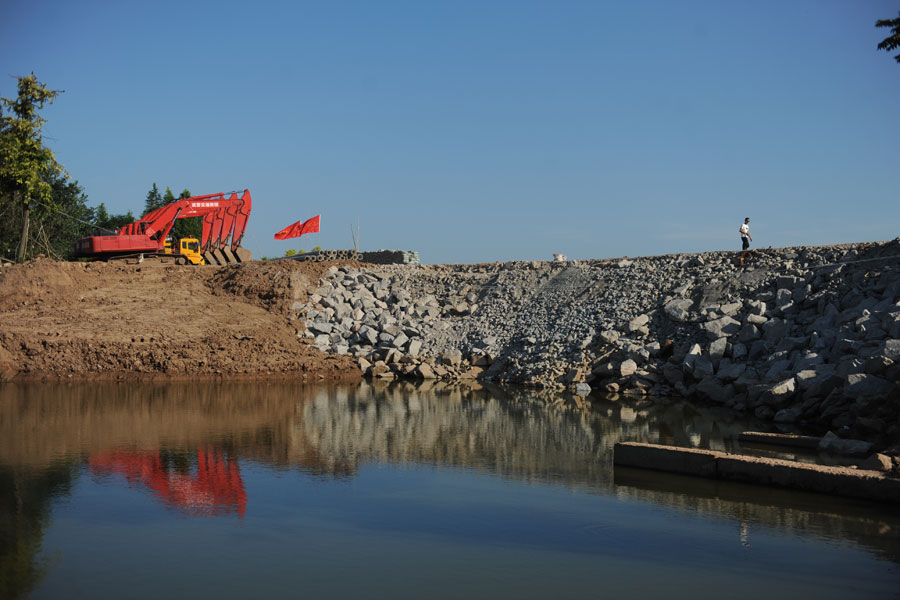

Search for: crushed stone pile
xmin=299 ymin=240 xmax=900 ymax=446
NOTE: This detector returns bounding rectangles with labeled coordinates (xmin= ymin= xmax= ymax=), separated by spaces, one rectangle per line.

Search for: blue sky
xmin=2 ymin=0 xmax=898 ymax=263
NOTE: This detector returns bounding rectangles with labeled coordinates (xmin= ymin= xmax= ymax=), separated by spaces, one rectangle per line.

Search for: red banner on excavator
xmin=274 ymin=215 xmax=320 ymax=240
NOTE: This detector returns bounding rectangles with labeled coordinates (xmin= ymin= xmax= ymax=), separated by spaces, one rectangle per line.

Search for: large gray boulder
xmin=441 ymin=349 xmax=463 ymax=366
xmin=309 ymin=321 xmax=333 ymax=335
xmin=664 ymin=299 xmax=694 ymax=322
xmin=763 ymin=359 xmax=792 ymax=383
xmin=843 ymin=373 xmax=895 ymax=402
xmin=709 ymin=337 xmax=728 ymax=365
xmin=415 ymin=363 xmax=437 ymax=379
xmin=692 ymin=355 xmax=715 ymax=379
xmin=620 ymin=359 xmax=638 ymax=377
xmin=702 ymin=316 xmax=741 ymax=341
xmin=738 ymin=323 xmax=761 ymax=343
xmin=716 ymin=360 xmax=746 ymax=382
xmin=881 ymin=338 xmax=900 ymax=361
xmin=762 ymin=318 xmax=787 ymax=342
xmin=696 ymin=377 xmax=734 ymax=404
xmin=759 ymin=377 xmax=796 ymax=408
xmin=663 ymin=363 xmax=684 ymax=386
xmin=628 ymin=314 xmax=650 ymax=332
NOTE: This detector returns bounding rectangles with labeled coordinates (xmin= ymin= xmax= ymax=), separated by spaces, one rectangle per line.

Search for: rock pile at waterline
xmin=298 ymin=239 xmax=900 ymax=443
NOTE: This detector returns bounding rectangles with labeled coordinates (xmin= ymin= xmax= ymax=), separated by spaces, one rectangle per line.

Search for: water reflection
xmin=0 ymin=462 xmax=75 ymax=600
xmin=89 ymin=447 xmax=246 ymax=517
xmin=0 ymin=380 xmax=898 ymax=598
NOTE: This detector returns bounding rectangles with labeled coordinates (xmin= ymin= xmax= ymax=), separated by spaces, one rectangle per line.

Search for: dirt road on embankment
xmin=0 ymin=257 xmax=361 ymax=382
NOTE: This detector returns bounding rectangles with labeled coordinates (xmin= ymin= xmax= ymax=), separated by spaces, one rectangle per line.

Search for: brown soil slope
xmin=0 ymin=258 xmax=361 ymax=382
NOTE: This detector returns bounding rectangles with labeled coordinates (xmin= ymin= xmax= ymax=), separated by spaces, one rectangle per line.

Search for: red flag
xmin=274 ymin=215 xmax=320 ymax=240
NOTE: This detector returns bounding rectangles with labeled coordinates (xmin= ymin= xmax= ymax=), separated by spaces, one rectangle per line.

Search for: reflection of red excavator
xmin=72 ymin=190 xmax=252 ymax=265
xmin=89 ymin=446 xmax=247 ymax=517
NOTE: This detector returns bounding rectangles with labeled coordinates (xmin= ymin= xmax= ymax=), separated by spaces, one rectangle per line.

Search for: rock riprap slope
xmin=299 ymin=240 xmax=900 ymax=443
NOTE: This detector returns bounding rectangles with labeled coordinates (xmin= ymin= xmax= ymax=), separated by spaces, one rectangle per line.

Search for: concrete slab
xmin=716 ymin=455 xmax=900 ymax=503
xmin=614 ymin=441 xmax=900 ymax=504
xmin=614 ymin=442 xmax=723 ymax=477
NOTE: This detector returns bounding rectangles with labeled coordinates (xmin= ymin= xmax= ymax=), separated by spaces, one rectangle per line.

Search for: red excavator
xmin=72 ymin=189 xmax=253 ymax=265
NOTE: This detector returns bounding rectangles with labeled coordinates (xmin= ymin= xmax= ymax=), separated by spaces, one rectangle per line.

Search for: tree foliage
xmin=92 ymin=202 xmax=135 ymax=233
xmin=163 ymin=186 xmax=202 ymax=240
xmin=143 ymin=183 xmax=163 ymax=215
xmin=877 ymin=12 xmax=900 ymax=63
xmin=0 ymin=74 xmax=63 ymax=205
xmin=107 ymin=182 xmax=203 ymax=245
xmin=0 ymin=74 xmax=65 ymax=261
xmin=0 ymin=171 xmax=96 ymax=260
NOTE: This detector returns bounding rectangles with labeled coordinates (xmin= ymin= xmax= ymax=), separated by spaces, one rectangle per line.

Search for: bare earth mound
xmin=0 ymin=258 xmax=361 ymax=382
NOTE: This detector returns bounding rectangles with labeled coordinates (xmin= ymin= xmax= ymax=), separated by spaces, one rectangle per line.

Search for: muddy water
xmin=0 ymin=381 xmax=898 ymax=599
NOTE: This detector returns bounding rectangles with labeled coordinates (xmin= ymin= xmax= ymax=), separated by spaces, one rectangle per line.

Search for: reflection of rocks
xmin=298 ymin=382 xmax=605 ymax=486
xmin=294 ymin=381 xmax=753 ymax=490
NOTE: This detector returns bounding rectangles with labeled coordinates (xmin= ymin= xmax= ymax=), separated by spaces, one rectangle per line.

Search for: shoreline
xmin=2 ymin=239 xmax=899 ymax=455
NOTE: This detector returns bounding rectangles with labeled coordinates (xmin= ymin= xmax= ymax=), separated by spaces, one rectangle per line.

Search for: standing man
xmin=739 ymin=217 xmax=752 ymax=265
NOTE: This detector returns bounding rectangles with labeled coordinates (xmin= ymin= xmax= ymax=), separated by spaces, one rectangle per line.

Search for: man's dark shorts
xmin=742 ymin=237 xmax=750 ymax=250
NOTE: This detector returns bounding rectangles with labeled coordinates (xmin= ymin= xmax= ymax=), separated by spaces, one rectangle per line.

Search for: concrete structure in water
xmin=613 ymin=441 xmax=900 ymax=504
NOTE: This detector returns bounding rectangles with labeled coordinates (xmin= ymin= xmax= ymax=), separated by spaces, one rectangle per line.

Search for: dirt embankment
xmin=0 ymin=258 xmax=362 ymax=382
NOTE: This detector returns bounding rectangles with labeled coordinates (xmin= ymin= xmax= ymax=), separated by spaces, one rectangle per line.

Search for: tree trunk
xmin=15 ymin=190 xmax=29 ymax=263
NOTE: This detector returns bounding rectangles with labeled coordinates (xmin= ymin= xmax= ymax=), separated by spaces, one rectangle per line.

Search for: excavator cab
xmin=164 ymin=237 xmax=206 ymax=265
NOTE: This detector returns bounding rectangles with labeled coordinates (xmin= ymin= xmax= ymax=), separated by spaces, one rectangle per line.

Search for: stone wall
xmin=298 ymin=239 xmax=900 ymax=447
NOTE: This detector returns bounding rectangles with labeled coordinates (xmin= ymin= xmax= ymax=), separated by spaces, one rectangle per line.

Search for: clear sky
xmin=2 ymin=0 xmax=898 ymax=263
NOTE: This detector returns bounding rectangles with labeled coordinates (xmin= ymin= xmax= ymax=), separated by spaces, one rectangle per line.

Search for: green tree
xmin=0 ymin=170 xmax=93 ymax=260
xmin=140 ymin=184 xmax=202 ymax=242
xmin=0 ymin=74 xmax=65 ymax=262
xmin=31 ymin=172 xmax=93 ymax=258
xmin=877 ymin=12 xmax=900 ymax=63
xmin=92 ymin=202 xmax=135 ymax=232
xmin=143 ymin=183 xmax=164 ymax=216
xmin=162 ymin=186 xmax=176 ymax=206
xmin=171 ymin=187 xmax=202 ymax=240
